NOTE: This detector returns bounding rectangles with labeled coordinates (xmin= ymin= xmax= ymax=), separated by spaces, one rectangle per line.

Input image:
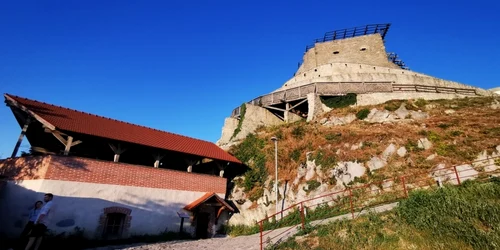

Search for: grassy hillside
xmin=229 ymin=96 xmax=500 ymax=204
xmin=275 ymin=178 xmax=500 ymax=250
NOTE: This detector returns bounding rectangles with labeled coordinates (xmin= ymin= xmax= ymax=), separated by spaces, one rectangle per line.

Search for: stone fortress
xmin=217 ymin=23 xmax=496 ymax=149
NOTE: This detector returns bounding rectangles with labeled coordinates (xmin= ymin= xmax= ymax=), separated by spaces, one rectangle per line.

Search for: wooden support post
xmin=153 ymin=154 xmax=165 ymax=168
xmin=11 ymin=116 xmax=31 ymax=158
xmin=284 ymin=103 xmax=291 ymax=123
xmin=64 ymin=136 xmax=73 ymax=155
xmin=109 ymin=144 xmax=126 ymax=162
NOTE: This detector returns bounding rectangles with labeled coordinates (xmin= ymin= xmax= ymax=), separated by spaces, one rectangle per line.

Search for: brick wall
xmin=0 ymin=155 xmax=227 ymax=194
xmin=0 ymin=156 xmax=50 ymax=180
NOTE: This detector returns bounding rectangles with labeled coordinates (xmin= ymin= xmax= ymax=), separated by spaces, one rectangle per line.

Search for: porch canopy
xmin=184 ymin=192 xmax=235 ymax=219
xmin=4 ymin=93 xmax=241 ymax=175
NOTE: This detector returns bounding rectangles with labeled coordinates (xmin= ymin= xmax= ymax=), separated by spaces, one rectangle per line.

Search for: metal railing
xmin=305 ymin=24 xmax=391 ymax=53
xmin=231 ymin=82 xmax=478 ymax=118
xmin=257 ymin=156 xmax=500 ymax=249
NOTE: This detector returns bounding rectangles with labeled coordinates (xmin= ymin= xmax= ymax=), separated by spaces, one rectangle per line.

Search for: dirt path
xmin=87 ymin=203 xmax=398 ymax=250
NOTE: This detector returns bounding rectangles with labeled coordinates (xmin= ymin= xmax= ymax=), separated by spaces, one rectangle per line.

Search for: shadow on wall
xmin=0 ymin=180 xmax=193 ymax=242
xmin=0 ymin=156 xmax=90 ymax=181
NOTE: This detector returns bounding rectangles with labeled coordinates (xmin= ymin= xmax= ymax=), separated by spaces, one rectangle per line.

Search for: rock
xmin=382 ymin=143 xmax=396 ymax=160
xmin=426 ymin=154 xmax=437 ymax=161
xmin=425 ymin=104 xmax=438 ymax=109
xmin=331 ymin=161 xmax=365 ymax=185
xmin=397 ymin=147 xmax=407 ymax=157
xmin=320 ymin=117 xmax=328 ymax=124
xmin=444 ymin=109 xmax=456 ymax=114
xmin=491 ymin=100 xmax=500 ymax=109
xmin=326 ymin=114 xmax=356 ymax=126
xmin=350 ymin=142 xmax=363 ymax=150
xmin=366 ymin=109 xmax=393 ymax=123
xmin=408 ymin=110 xmax=429 ymax=120
xmin=417 ymin=138 xmax=432 ymax=150
xmin=395 ymin=103 xmax=409 ymax=119
xmin=305 ymin=160 xmax=317 ymax=181
xmin=455 ymin=164 xmax=478 ymax=182
xmin=367 ymin=156 xmax=386 ymax=171
xmin=293 ymin=163 xmax=307 ymax=186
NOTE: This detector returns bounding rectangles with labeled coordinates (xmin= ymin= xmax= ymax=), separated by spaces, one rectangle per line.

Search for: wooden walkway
xmin=231 ymin=82 xmax=478 ymax=117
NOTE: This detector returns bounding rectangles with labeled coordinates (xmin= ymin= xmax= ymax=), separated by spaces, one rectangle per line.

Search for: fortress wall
xmin=296 ymin=34 xmax=399 ymax=75
xmin=279 ymin=64 xmax=486 ymax=94
xmin=356 ymin=92 xmax=467 ymax=106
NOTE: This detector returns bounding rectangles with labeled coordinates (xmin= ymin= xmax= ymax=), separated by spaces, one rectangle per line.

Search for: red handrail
xmin=258 ymin=156 xmax=500 ymax=250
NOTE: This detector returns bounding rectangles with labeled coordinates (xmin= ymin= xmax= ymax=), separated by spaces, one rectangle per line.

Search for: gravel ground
xmin=86 ymin=203 xmax=398 ymax=250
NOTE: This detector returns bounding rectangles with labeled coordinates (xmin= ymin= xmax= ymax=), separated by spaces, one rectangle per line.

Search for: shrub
xmin=414 ymin=98 xmax=428 ymax=108
xmin=291 ymin=126 xmax=305 ymax=139
xmin=313 ymin=149 xmax=337 ymax=169
xmin=320 ymin=93 xmax=357 ymax=108
xmin=450 ymin=130 xmax=463 ymax=137
xmin=289 ymin=147 xmax=302 ymax=162
xmin=230 ymin=133 xmax=268 ymax=191
xmin=303 ymin=180 xmax=321 ymax=194
xmin=231 ymin=103 xmax=247 ymax=139
xmin=356 ymin=108 xmax=370 ymax=120
xmin=324 ymin=132 xmax=341 ymax=142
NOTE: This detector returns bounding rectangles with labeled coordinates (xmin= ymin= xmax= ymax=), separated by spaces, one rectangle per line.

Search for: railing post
xmin=300 ymin=202 xmax=306 ymax=230
xmin=453 ymin=166 xmax=461 ymax=185
xmin=401 ymin=176 xmax=408 ymax=198
xmin=259 ymin=220 xmax=263 ymax=250
xmin=349 ymin=189 xmax=354 ymax=219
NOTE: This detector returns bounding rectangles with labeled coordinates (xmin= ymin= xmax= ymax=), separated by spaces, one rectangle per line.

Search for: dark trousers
xmin=20 ymin=221 xmax=35 ymax=238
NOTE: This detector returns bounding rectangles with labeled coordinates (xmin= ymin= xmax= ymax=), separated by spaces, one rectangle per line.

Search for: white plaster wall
xmin=0 ymin=180 xmax=224 ymax=239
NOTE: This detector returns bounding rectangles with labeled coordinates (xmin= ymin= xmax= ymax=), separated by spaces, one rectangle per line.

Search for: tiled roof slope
xmin=5 ymin=94 xmax=241 ymax=164
xmin=184 ymin=192 xmax=234 ymax=212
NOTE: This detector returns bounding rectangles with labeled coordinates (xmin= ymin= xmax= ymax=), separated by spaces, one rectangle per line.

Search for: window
xmin=104 ymin=213 xmax=126 ymax=238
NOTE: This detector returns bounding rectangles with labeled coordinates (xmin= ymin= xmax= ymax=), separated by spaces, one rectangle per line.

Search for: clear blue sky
xmin=1 ymin=0 xmax=499 ymax=158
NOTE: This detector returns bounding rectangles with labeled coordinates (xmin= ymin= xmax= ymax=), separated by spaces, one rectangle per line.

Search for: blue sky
xmin=1 ymin=0 xmax=499 ymax=158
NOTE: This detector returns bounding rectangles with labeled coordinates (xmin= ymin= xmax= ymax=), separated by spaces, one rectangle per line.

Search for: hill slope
xmin=227 ymin=96 xmax=500 ymax=226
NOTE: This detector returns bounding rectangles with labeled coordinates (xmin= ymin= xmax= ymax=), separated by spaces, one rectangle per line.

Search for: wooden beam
xmin=5 ymin=94 xmax=56 ymax=131
xmin=264 ymin=106 xmax=286 ymax=112
xmin=11 ymin=116 xmax=31 ymax=158
xmin=289 ymin=99 xmax=308 ymax=110
xmin=51 ymin=132 xmax=67 ymax=145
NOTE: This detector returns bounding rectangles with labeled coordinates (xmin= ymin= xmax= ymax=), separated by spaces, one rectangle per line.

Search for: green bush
xmin=324 ymin=132 xmax=341 ymax=142
xmin=313 ymin=149 xmax=337 ymax=169
xmin=303 ymin=180 xmax=321 ymax=194
xmin=231 ymin=103 xmax=247 ymax=139
xmin=231 ymin=133 xmax=268 ymax=192
xmin=320 ymin=93 xmax=357 ymax=108
xmin=356 ymin=108 xmax=370 ymax=120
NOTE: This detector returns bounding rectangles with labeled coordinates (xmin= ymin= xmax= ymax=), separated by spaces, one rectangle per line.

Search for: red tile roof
xmin=184 ymin=192 xmax=234 ymax=212
xmin=5 ymin=94 xmax=241 ymax=164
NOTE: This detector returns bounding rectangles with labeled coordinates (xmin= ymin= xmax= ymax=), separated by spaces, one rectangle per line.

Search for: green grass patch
xmin=320 ymin=93 xmax=357 ymax=109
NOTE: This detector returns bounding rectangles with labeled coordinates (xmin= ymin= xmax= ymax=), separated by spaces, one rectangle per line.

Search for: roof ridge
xmin=5 ymin=93 xmax=217 ymax=146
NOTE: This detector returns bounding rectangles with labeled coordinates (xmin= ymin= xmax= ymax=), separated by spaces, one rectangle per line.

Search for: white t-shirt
xmin=36 ymin=201 xmax=54 ymax=225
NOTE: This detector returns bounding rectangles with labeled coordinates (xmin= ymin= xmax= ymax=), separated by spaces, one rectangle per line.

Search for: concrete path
xmin=86 ymin=202 xmax=398 ymax=250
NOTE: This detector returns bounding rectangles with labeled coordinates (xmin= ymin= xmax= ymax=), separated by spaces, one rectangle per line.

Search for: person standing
xmin=20 ymin=200 xmax=43 ymax=238
xmin=25 ymin=193 xmax=54 ymax=250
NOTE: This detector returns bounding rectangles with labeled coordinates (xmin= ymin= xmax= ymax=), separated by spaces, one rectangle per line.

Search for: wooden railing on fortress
xmin=230 ymin=82 xmax=478 ymax=117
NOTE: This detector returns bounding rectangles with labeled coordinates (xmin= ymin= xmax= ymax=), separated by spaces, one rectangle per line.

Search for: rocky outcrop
xmin=216 ymin=104 xmax=283 ymax=150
